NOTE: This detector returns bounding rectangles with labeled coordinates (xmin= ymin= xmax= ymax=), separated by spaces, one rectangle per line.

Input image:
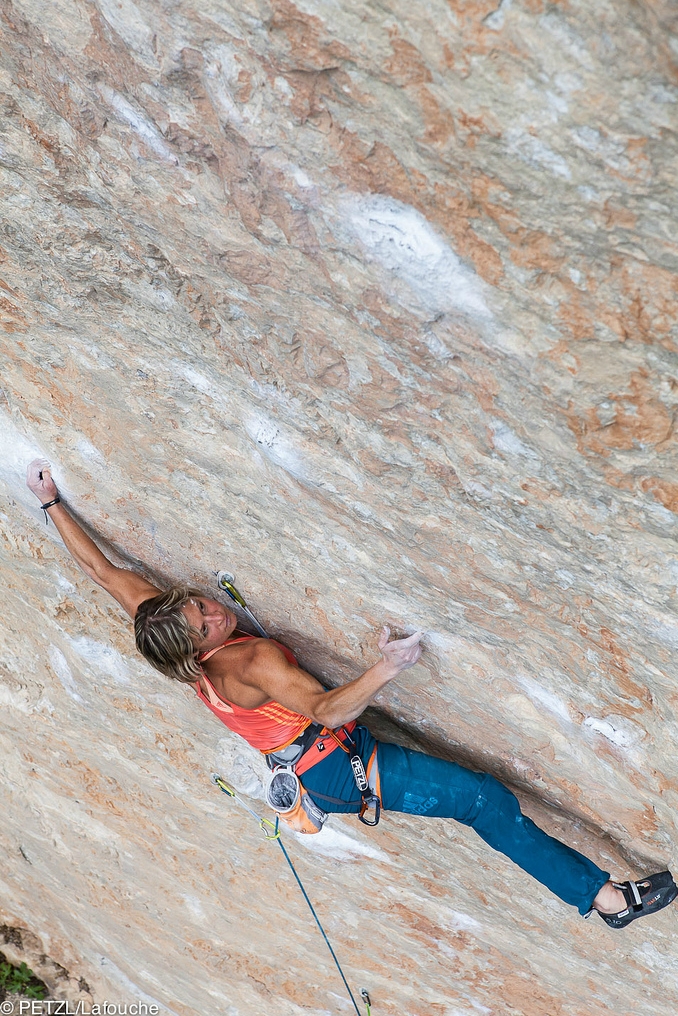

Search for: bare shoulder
xmin=232 ymin=639 xmax=309 ymax=693
xmin=242 ymin=638 xmax=289 ymax=673
xmin=201 ymin=638 xmax=294 ymax=708
xmin=204 ymin=638 xmax=287 ymax=680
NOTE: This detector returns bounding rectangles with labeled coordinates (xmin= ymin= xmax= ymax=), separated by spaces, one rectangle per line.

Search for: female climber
xmin=26 ymin=458 xmax=677 ymax=930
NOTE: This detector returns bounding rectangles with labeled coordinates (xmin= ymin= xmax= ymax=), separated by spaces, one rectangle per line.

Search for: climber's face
xmin=181 ymin=596 xmax=238 ymax=650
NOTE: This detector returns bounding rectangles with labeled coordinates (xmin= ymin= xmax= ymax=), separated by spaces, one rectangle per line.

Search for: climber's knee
xmin=464 ymin=773 xmax=522 ymax=827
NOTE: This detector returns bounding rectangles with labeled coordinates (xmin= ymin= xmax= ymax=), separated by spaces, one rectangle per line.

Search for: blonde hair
xmin=134 ymin=586 xmax=205 ymax=683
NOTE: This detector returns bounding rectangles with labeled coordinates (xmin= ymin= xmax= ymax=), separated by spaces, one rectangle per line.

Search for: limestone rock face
xmin=1 ymin=0 xmax=678 ymax=1012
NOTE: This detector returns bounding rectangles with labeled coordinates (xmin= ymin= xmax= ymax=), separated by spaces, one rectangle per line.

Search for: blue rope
xmin=212 ymin=777 xmax=364 ymax=1016
xmin=274 ymin=825 xmax=362 ymax=1016
xmin=208 ymin=581 xmax=367 ymax=1013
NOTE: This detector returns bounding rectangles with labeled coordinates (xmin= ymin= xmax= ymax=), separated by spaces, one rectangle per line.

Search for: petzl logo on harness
xmin=350 ymin=754 xmax=369 ymax=792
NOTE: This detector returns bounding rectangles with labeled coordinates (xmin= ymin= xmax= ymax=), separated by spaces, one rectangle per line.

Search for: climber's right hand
xmin=378 ymin=626 xmax=424 ymax=673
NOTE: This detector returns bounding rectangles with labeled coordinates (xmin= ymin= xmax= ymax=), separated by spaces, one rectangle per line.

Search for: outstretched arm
xmin=26 ymin=459 xmax=160 ymax=618
xmin=244 ymin=627 xmax=424 ymax=728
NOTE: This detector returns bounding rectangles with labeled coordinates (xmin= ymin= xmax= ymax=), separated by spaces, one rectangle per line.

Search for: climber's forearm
xmin=309 ymin=659 xmax=401 ymax=728
xmin=44 ymin=501 xmax=160 ymax=616
xmin=26 ymin=459 xmax=159 ymax=616
xmin=44 ymin=501 xmax=115 ymax=582
xmin=252 ymin=639 xmax=421 ymax=729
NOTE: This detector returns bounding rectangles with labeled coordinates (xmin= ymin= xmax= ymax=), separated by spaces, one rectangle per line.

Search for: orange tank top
xmin=194 ymin=635 xmax=312 ymax=753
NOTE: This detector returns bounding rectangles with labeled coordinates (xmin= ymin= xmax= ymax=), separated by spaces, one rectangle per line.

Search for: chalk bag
xmin=266 ymin=767 xmax=327 ymax=835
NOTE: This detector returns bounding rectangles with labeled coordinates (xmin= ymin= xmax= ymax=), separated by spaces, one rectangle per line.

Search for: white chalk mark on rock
xmin=97 ymin=85 xmax=179 ymax=164
xmin=98 ymin=957 xmax=180 ymax=1016
xmin=96 ymin=0 xmax=158 ymax=67
xmin=516 ymin=675 xmax=571 ymax=726
xmin=443 ymin=909 xmax=483 ymax=933
xmin=69 ymin=637 xmax=131 ymax=685
xmin=490 ymin=420 xmax=540 ymax=462
xmin=0 ymin=410 xmax=45 ymax=497
xmin=340 ymin=194 xmax=492 ymax=319
xmin=203 ymin=45 xmax=246 ymax=127
xmin=505 ymin=128 xmax=572 ymax=179
xmin=75 ymin=438 xmax=106 ymax=467
xmin=48 ymin=646 xmax=84 ymax=704
xmin=583 ymin=716 xmax=643 ymax=749
xmin=292 ymin=822 xmax=391 ymax=862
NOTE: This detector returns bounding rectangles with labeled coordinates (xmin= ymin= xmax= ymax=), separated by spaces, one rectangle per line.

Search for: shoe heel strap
xmin=614 ymin=880 xmax=643 ymax=911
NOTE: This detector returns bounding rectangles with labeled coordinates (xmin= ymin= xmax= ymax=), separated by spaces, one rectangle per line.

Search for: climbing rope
xmin=210 ymin=773 xmax=370 ymax=1016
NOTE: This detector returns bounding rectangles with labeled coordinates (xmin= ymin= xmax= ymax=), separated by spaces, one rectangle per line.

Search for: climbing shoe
xmin=597 ymin=871 xmax=677 ymax=929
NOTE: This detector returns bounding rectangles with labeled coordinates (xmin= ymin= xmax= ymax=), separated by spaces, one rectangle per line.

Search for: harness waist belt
xmin=286 ymin=721 xmax=359 ymax=777
xmin=265 ymin=721 xmax=325 ymax=769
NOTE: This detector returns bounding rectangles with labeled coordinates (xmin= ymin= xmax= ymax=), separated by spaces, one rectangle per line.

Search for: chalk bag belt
xmin=330 ymin=727 xmax=381 ymax=827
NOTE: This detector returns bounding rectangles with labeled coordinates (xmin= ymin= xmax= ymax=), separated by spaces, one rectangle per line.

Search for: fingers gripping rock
xmin=26 ymin=458 xmax=58 ymax=502
xmin=380 ymin=628 xmax=424 ymax=671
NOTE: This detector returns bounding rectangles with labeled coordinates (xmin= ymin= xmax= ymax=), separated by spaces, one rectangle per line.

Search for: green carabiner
xmin=218 ymin=577 xmax=248 ymax=608
xmin=260 ymin=817 xmax=281 ymax=840
xmin=211 ymin=774 xmax=236 ymax=798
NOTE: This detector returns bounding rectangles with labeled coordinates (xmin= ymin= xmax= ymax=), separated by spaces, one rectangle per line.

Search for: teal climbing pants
xmin=301 ymin=726 xmax=609 ymax=916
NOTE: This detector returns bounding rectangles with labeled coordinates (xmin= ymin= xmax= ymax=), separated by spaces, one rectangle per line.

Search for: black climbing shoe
xmin=597 ymin=871 xmax=677 ymax=929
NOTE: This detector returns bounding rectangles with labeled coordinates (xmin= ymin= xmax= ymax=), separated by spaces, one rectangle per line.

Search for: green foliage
xmin=0 ymin=957 xmax=47 ymax=999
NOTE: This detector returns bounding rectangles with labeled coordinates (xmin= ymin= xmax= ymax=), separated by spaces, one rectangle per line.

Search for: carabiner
xmin=358 ymin=793 xmax=381 ymax=827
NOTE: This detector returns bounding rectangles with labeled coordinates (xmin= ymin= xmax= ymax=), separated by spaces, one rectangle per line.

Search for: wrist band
xmin=40 ymin=496 xmax=61 ymax=524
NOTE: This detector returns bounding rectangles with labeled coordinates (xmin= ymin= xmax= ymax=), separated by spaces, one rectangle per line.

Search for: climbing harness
xmin=265 ymin=723 xmax=381 ymax=828
xmin=324 ymin=727 xmax=382 ymax=827
xmin=265 ymin=720 xmax=325 ymax=768
xmin=210 ymin=773 xmax=372 ymax=1016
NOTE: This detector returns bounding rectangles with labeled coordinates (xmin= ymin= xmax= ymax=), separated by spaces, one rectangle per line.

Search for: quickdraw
xmin=211 ymin=773 xmax=373 ymax=1016
xmin=215 ymin=570 xmax=269 ymax=638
